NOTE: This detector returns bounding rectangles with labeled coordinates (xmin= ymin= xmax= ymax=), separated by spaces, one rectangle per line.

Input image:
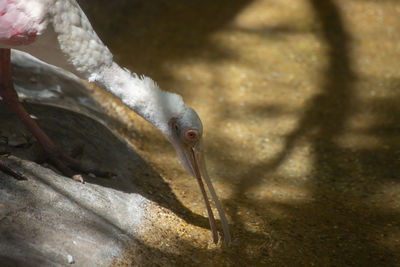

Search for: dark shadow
xmin=274 ymin=1 xmax=399 ymax=265
xmin=0 ymin=102 xmax=225 ymax=264
xmin=77 ymin=0 xmax=252 ymax=81
xmin=1 ymin=103 xmax=214 ymax=229
xmin=201 ymin=0 xmax=400 ymax=265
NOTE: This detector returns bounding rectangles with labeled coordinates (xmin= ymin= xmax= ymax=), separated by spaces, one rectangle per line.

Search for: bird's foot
xmin=41 ymin=148 xmax=115 ymax=182
xmin=0 ymin=148 xmax=114 ymax=183
xmin=0 ymin=155 xmax=28 ymax=180
xmin=0 ymin=137 xmax=28 ymax=180
xmin=0 ymin=134 xmax=113 ymax=182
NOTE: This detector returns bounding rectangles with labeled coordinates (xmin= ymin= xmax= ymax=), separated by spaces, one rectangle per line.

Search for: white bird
xmin=0 ymin=0 xmax=230 ymax=245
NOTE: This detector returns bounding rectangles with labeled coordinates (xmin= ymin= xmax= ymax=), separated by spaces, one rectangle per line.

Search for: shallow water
xmin=15 ymin=0 xmax=400 ymax=265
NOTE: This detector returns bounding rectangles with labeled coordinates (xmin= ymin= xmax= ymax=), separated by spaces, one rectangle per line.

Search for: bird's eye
xmin=185 ymin=129 xmax=198 ymax=140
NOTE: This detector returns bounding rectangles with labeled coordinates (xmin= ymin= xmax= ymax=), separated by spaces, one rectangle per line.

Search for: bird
xmin=0 ymin=0 xmax=230 ymax=245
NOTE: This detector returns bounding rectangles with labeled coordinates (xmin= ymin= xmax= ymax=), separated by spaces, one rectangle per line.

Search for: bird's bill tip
xmin=172 ymin=140 xmax=231 ymax=245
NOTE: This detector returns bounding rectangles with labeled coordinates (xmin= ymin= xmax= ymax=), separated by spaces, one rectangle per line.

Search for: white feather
xmin=96 ymin=63 xmax=186 ymax=134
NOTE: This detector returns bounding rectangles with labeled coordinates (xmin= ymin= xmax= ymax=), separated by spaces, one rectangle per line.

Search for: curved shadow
xmin=176 ymin=0 xmax=400 ymax=265
xmin=212 ymin=0 xmax=400 ymax=265
xmin=19 ymin=103 xmax=214 ymax=229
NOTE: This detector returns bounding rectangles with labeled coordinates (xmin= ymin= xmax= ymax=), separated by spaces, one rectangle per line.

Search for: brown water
xmin=77 ymin=0 xmax=400 ymax=265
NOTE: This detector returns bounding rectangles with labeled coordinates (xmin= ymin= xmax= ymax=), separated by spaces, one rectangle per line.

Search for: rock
xmin=0 ymin=155 xmax=146 ymax=266
xmin=0 ymin=51 xmax=216 ymax=266
xmin=0 ymin=52 xmax=165 ymax=265
xmin=67 ymin=255 xmax=75 ymax=264
xmin=0 ymin=102 xmax=211 ymax=266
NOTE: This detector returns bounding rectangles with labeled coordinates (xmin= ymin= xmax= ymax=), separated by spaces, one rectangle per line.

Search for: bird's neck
xmin=94 ymin=63 xmax=186 ymax=134
xmin=14 ymin=0 xmax=187 ymax=133
xmin=48 ymin=0 xmax=187 ymax=133
xmin=49 ymin=0 xmax=114 ymax=78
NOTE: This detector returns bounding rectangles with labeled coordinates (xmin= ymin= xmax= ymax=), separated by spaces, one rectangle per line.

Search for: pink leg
xmin=0 ymin=48 xmax=111 ymax=179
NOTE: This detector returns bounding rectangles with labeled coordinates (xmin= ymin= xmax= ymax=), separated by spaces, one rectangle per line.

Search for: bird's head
xmin=162 ymin=107 xmax=230 ymax=245
xmin=101 ymin=70 xmax=231 ymax=244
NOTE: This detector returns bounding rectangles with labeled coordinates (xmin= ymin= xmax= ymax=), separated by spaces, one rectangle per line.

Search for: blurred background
xmin=75 ymin=0 xmax=400 ymax=265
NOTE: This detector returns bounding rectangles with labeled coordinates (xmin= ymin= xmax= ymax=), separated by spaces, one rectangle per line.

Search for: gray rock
xmin=0 ymin=51 xmax=150 ymax=266
xmin=0 ymin=50 xmax=213 ymax=267
xmin=0 ymin=157 xmax=146 ymax=266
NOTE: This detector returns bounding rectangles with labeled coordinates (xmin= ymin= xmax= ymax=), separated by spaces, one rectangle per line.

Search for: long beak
xmin=173 ymin=140 xmax=231 ymax=245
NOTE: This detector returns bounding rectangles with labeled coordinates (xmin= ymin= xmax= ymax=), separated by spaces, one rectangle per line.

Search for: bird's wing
xmin=0 ymin=0 xmax=48 ymax=46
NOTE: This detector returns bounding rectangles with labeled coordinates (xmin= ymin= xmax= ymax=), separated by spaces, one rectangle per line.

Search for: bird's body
xmin=0 ymin=0 xmax=230 ymax=244
xmin=0 ymin=0 xmax=106 ymax=73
